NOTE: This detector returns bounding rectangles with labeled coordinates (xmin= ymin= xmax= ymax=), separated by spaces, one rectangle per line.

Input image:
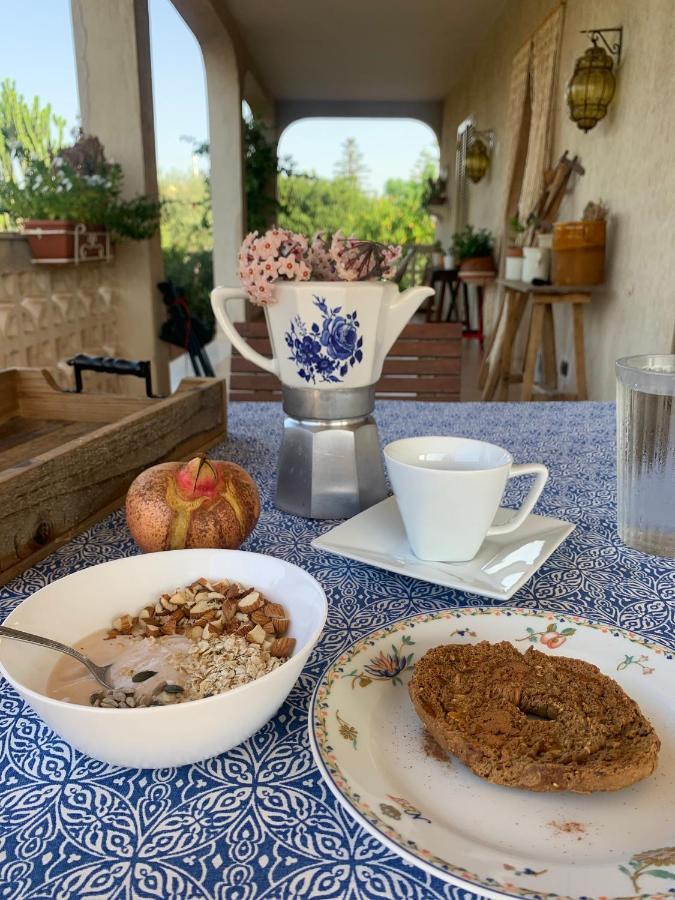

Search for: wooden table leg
xmin=479 ymin=285 xmax=505 ymax=389
xmin=497 ymin=291 xmax=527 ymax=400
xmin=542 ymin=304 xmax=557 ymax=390
xmin=573 ymin=302 xmax=588 ymax=400
xmin=521 ymin=303 xmax=545 ymax=401
xmin=435 ymin=280 xmax=448 ymax=323
xmin=477 ymin=285 xmax=485 ymax=350
xmin=480 ymin=303 xmax=507 ymax=401
xmin=445 ymin=279 xmax=460 ymax=323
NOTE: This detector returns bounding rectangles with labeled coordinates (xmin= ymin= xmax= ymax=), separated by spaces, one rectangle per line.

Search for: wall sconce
xmin=465 ymin=131 xmax=494 ymax=183
xmin=567 ymin=27 xmax=623 ymax=132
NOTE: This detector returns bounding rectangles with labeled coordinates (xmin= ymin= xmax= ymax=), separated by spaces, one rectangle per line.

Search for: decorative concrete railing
xmin=0 ymin=233 xmax=118 ymax=392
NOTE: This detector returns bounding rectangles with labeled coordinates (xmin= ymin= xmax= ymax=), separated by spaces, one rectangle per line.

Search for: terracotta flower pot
xmin=24 ymin=220 xmax=75 ymax=261
xmin=459 ymin=256 xmax=495 ymax=281
xmin=460 ymin=255 xmax=494 ymax=271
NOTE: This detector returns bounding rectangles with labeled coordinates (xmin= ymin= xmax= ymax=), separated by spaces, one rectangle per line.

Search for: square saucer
xmin=311 ymin=496 xmax=574 ymax=600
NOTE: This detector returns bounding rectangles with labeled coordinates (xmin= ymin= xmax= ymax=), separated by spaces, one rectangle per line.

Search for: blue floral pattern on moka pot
xmin=285 ymin=295 xmax=364 ymax=384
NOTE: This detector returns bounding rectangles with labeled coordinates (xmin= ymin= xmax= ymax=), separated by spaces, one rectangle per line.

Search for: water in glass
xmin=616 ymin=355 xmax=675 ymax=557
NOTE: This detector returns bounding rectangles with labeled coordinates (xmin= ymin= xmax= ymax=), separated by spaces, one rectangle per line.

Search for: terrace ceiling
xmin=211 ymin=0 xmax=508 ymax=133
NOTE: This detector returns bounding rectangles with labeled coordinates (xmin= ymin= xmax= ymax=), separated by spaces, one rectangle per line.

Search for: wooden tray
xmin=0 ymin=369 xmax=227 ymax=584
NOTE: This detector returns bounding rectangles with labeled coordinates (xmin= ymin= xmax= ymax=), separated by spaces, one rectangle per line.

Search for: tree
xmin=278 ymin=147 xmax=437 ymax=246
xmin=0 ymin=80 xmax=67 ymax=229
xmin=162 ymin=133 xmax=438 ymax=322
xmin=333 ymin=137 xmax=369 ymax=186
xmin=158 ymin=169 xmax=213 ymax=325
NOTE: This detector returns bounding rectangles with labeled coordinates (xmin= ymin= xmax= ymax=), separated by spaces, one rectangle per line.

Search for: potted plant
xmin=0 ymin=132 xmax=161 ymax=262
xmin=443 ymin=247 xmax=455 ymax=270
xmin=451 ymin=224 xmax=495 ymax=276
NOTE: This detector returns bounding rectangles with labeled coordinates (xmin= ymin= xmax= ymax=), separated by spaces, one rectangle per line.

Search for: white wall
xmin=440 ymin=0 xmax=675 ymax=400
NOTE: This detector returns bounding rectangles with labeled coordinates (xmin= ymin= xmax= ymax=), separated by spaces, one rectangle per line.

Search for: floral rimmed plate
xmin=309 ymin=608 xmax=675 ymax=900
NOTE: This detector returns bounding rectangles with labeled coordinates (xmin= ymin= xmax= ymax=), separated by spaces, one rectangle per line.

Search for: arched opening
xmin=270 ymin=117 xmax=441 ymax=290
xmin=276 ymin=118 xmax=440 ymax=247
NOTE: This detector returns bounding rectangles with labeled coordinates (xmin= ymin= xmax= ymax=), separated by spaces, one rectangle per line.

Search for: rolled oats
xmin=93 ymin=577 xmax=294 ymax=708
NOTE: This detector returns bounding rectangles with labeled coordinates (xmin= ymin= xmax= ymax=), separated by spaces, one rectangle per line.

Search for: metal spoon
xmin=0 ymin=625 xmax=114 ymax=690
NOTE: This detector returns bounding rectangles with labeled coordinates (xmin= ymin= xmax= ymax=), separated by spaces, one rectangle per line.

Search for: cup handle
xmin=486 ymin=463 xmax=549 ymax=537
xmin=210 ymin=287 xmax=279 ymax=376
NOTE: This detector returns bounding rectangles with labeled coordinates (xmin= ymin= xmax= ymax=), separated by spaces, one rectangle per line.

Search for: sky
xmin=1 ymin=0 xmax=438 ymax=192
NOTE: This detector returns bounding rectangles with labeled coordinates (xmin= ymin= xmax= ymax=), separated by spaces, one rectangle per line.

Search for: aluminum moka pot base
xmin=275 ymin=386 xmax=388 ymax=519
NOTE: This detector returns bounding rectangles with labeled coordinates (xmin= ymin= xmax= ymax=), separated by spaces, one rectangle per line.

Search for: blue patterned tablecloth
xmin=1 ymin=401 xmax=674 ymax=900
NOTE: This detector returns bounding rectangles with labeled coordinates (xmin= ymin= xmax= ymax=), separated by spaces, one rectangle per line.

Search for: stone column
xmin=71 ymin=0 xmax=169 ymax=394
xmin=203 ymin=43 xmax=245 ymax=320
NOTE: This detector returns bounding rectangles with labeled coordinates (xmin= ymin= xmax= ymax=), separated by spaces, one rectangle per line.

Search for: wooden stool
xmin=481 ymin=281 xmax=593 ymax=401
xmin=458 ymin=274 xmax=494 ymax=350
xmin=425 ymin=268 xmax=461 ymax=323
xmin=521 ymin=290 xmax=589 ymax=400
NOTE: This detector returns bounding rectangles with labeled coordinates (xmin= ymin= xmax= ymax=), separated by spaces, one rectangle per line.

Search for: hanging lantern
xmin=465 ymin=137 xmax=490 ymax=183
xmin=567 ymin=29 xmax=622 ymax=132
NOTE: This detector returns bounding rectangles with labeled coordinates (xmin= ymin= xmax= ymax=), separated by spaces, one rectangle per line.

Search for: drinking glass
xmin=616 ymin=354 xmax=675 ymax=557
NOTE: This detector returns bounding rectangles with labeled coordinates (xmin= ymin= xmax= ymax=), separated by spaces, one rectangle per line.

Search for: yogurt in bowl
xmin=0 ymin=549 xmax=327 ymax=768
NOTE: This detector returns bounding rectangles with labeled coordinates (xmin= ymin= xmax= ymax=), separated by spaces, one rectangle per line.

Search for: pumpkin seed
xmin=164 ymin=683 xmax=184 ymax=694
xmin=132 ymin=670 xmax=157 ymax=683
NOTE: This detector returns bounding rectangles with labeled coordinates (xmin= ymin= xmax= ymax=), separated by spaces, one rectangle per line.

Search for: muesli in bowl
xmin=0 ymin=549 xmax=327 ymax=768
xmin=48 ymin=577 xmax=297 ymax=709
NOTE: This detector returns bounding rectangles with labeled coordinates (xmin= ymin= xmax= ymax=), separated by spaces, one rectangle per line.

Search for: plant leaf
xmin=645 ymin=870 xmax=675 ymax=880
xmin=561 ymin=628 xmax=576 ymax=636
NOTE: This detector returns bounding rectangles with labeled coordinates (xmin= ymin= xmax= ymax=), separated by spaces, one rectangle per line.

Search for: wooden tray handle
xmin=67 ymin=354 xmax=156 ymax=397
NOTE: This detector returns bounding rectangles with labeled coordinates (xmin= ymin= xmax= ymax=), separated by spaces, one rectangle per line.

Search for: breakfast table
xmin=1 ymin=400 xmax=673 ymax=900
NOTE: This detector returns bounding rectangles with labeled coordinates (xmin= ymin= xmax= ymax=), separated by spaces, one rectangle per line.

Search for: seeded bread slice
xmin=409 ymin=641 xmax=659 ymax=793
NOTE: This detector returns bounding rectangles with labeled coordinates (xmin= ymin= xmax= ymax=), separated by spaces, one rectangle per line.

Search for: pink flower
xmin=253 ymin=233 xmax=281 ymax=259
xmin=297 ymin=260 xmax=312 ymax=281
xmin=259 ymin=259 xmax=277 ymax=278
xmin=252 ymin=280 xmax=273 ymax=304
xmin=540 ymin=633 xmax=566 ymax=649
xmin=237 ymin=224 xmax=401 ymax=305
xmin=277 ymin=256 xmax=298 ymax=278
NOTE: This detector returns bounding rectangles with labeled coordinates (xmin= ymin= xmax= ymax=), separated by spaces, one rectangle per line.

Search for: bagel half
xmin=409 ymin=641 xmax=660 ymax=793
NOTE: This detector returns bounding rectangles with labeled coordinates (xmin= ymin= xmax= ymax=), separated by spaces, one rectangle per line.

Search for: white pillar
xmin=71 ymin=0 xmax=169 ymax=393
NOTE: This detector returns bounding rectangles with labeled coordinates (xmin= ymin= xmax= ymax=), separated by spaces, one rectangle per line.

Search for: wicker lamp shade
xmin=567 ymin=42 xmax=616 ymax=132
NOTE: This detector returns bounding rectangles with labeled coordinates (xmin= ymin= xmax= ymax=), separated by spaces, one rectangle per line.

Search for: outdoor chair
xmin=229 ymin=321 xmax=462 ymax=401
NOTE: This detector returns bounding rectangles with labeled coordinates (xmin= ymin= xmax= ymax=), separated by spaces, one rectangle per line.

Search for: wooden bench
xmin=230 ymin=321 xmax=462 ymax=402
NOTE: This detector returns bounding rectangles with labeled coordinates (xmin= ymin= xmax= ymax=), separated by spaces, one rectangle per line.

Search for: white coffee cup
xmin=383 ymin=436 xmax=549 ymax=562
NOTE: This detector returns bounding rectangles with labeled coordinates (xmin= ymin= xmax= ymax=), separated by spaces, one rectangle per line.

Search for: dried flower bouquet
xmin=237 ymin=227 xmax=401 ymax=305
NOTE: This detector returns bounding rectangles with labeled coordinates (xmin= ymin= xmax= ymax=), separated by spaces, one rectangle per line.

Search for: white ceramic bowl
xmin=0 ymin=550 xmax=327 ymax=768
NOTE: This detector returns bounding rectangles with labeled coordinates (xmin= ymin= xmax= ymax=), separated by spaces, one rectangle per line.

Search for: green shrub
xmin=451 ymin=224 xmax=494 ymax=261
xmin=0 ymin=132 xmax=161 ymax=240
